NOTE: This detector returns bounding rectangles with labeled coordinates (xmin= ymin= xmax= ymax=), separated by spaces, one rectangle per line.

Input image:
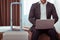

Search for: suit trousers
xmin=31 ymin=28 xmax=58 ymax=40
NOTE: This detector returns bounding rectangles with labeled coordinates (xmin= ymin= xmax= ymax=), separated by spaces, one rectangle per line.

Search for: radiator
xmin=3 ymin=31 xmax=28 ymax=40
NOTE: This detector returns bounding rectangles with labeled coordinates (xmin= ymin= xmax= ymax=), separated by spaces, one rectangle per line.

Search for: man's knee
xmin=48 ymin=29 xmax=57 ymax=35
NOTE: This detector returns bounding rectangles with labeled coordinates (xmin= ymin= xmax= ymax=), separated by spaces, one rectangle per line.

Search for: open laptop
xmin=35 ymin=19 xmax=54 ymax=29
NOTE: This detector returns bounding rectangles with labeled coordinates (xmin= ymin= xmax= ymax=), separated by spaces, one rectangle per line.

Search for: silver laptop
xmin=35 ymin=19 xmax=54 ymax=29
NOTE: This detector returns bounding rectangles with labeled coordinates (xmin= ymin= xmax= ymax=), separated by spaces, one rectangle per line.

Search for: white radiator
xmin=3 ymin=31 xmax=28 ymax=40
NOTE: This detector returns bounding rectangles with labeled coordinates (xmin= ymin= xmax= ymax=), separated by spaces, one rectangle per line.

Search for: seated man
xmin=28 ymin=0 xmax=59 ymax=40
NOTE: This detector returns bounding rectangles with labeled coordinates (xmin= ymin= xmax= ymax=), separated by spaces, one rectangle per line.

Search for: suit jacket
xmin=29 ymin=2 xmax=59 ymax=31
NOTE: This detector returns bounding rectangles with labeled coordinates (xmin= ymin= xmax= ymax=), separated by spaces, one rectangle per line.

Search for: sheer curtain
xmin=53 ymin=0 xmax=60 ymax=33
xmin=22 ymin=0 xmax=39 ymax=28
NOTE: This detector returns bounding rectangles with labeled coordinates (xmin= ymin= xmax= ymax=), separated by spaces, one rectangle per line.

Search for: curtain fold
xmin=0 ymin=0 xmax=20 ymax=26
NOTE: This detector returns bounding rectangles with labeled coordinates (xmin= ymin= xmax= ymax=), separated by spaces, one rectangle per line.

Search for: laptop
xmin=35 ymin=19 xmax=54 ymax=29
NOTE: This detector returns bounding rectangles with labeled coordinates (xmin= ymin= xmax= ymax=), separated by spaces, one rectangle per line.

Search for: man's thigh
xmin=47 ymin=29 xmax=57 ymax=35
xmin=32 ymin=29 xmax=43 ymax=36
xmin=31 ymin=30 xmax=43 ymax=40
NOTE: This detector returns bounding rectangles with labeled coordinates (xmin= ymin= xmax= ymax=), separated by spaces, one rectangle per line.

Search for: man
xmin=29 ymin=0 xmax=59 ymax=40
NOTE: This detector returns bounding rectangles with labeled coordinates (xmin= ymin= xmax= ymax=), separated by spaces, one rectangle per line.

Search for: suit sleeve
xmin=52 ymin=4 xmax=59 ymax=24
xmin=28 ymin=4 xmax=36 ymax=25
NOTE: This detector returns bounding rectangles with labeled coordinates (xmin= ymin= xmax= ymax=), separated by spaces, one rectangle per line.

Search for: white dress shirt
xmin=39 ymin=1 xmax=47 ymax=20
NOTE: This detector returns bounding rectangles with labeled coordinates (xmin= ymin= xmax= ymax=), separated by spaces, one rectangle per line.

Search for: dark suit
xmin=29 ymin=2 xmax=59 ymax=40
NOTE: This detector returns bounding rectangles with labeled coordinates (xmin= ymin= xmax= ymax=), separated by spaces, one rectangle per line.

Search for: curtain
xmin=0 ymin=0 xmax=20 ymax=26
